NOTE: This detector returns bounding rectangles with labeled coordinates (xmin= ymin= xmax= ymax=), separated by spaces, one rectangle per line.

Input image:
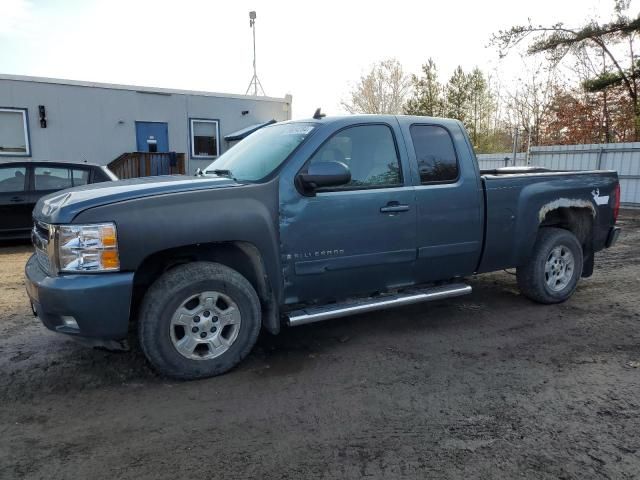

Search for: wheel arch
xmin=516 ymin=226 xmax=584 ymax=304
xmin=131 ymin=241 xmax=280 ymax=334
xmin=538 ymin=206 xmax=595 ymax=277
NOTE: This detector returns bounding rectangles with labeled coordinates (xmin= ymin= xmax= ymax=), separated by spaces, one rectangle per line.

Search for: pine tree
xmin=404 ymin=58 xmax=444 ymax=116
xmin=467 ymin=68 xmax=494 ymax=147
xmin=445 ymin=66 xmax=470 ymax=125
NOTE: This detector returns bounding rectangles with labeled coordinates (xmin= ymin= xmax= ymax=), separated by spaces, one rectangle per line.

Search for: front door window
xmin=307 ymin=124 xmax=402 ymax=189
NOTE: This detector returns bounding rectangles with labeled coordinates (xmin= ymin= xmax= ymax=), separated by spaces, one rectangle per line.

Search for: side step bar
xmin=287 ymin=282 xmax=471 ymax=327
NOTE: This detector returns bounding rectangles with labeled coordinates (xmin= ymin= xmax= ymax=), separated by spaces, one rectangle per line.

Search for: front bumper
xmin=25 ymin=254 xmax=134 ymax=339
xmin=606 ymin=226 xmax=621 ymax=248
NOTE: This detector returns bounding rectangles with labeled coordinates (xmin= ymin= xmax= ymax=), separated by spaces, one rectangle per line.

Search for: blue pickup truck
xmin=25 ymin=114 xmax=621 ymax=379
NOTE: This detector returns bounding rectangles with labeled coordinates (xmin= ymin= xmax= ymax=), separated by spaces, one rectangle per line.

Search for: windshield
xmin=205 ymin=123 xmax=315 ymax=181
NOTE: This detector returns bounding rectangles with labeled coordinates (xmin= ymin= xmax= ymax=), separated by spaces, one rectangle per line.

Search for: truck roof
xmin=287 ymin=114 xmax=463 ymax=128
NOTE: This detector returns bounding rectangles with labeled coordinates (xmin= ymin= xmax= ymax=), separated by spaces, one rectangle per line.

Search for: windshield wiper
xmin=205 ymin=169 xmax=237 ymax=180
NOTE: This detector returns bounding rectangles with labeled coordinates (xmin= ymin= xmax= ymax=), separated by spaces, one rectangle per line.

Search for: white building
xmin=0 ymin=74 xmax=292 ymax=175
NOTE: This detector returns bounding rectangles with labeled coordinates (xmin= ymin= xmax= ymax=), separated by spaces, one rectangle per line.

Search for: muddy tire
xmin=138 ymin=262 xmax=261 ymax=380
xmin=517 ymin=227 xmax=583 ymax=304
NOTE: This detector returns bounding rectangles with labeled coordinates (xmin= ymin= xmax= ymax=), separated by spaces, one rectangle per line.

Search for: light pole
xmin=512 ymin=127 xmax=519 ymax=166
xmin=245 ymin=11 xmax=265 ymax=96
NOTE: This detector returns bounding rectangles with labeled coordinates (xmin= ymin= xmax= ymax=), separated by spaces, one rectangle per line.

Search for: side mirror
xmin=299 ymin=161 xmax=351 ymax=190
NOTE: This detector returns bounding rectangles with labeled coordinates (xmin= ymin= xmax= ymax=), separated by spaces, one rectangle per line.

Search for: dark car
xmin=0 ymin=161 xmax=116 ymax=239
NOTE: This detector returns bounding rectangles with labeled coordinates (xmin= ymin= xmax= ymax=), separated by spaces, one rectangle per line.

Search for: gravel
xmin=1 ymin=211 xmax=639 ymax=479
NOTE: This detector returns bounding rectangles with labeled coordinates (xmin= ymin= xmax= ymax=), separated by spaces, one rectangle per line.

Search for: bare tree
xmin=491 ymin=1 xmax=640 ymax=139
xmin=342 ymin=59 xmax=411 ymax=114
xmin=504 ymin=61 xmax=558 ymax=147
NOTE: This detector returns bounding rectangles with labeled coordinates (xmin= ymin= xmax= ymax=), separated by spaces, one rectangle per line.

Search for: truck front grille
xmin=35 ymin=249 xmax=51 ymax=273
xmin=32 ymin=221 xmax=52 ymax=275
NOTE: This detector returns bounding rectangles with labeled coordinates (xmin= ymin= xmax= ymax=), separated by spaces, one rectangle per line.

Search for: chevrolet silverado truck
xmin=25 ymin=114 xmax=621 ymax=379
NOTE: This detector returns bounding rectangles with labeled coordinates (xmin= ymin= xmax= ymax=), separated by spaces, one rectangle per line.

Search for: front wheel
xmin=138 ymin=262 xmax=261 ymax=379
xmin=517 ymin=227 xmax=583 ymax=304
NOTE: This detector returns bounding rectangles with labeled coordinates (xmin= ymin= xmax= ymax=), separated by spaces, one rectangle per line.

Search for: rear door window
xmin=72 ymin=168 xmax=90 ymax=186
xmin=0 ymin=165 xmax=27 ymax=193
xmin=34 ymin=166 xmax=73 ymax=191
xmin=410 ymin=125 xmax=459 ymax=184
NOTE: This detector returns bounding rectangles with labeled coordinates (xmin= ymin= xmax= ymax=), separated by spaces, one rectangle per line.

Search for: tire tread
xmin=138 ymin=262 xmax=261 ymax=380
xmin=516 ymin=227 xmax=583 ymax=304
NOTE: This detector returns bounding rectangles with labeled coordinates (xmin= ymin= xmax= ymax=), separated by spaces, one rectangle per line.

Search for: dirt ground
xmin=1 ymin=212 xmax=639 ymax=480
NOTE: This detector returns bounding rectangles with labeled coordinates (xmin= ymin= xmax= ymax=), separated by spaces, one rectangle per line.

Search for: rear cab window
xmin=409 ymin=125 xmax=459 ymax=184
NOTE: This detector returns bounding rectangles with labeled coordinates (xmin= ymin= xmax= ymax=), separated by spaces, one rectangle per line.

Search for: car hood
xmin=34 ymin=175 xmax=240 ymax=224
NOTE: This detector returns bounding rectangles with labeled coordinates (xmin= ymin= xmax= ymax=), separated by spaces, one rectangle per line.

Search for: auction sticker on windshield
xmin=282 ymin=125 xmax=315 ymax=135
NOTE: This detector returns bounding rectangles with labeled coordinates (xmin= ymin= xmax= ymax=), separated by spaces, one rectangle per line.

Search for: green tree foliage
xmin=467 ymin=67 xmax=496 ymax=147
xmin=445 ymin=66 xmax=470 ymax=123
xmin=403 ymin=60 xmax=510 ymax=152
xmin=404 ymin=59 xmax=444 ymax=116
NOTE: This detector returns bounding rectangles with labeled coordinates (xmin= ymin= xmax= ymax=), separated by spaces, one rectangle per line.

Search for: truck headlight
xmin=55 ymin=223 xmax=120 ymax=272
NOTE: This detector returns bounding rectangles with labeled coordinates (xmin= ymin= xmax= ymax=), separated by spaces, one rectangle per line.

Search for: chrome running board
xmin=286 ymin=282 xmax=471 ymax=327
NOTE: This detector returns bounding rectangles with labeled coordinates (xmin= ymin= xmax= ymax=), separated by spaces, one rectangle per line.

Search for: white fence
xmin=477 ymin=142 xmax=640 ymax=206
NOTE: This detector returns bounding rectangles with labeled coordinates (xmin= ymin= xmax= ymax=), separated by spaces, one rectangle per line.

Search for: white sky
xmin=1 ymin=0 xmax=637 ymax=118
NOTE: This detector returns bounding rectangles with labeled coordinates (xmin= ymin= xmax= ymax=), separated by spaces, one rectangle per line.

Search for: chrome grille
xmin=35 ymin=249 xmax=51 ymax=273
xmin=32 ymin=221 xmax=52 ymax=274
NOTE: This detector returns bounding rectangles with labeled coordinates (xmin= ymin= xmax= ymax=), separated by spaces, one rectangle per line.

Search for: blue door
xmin=135 ymin=122 xmax=169 ymax=152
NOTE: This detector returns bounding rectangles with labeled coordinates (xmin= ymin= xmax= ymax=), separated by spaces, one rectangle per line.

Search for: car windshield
xmin=204 ymin=123 xmax=315 ymax=181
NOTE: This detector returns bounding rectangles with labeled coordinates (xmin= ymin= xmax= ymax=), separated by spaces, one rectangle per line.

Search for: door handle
xmin=10 ymin=196 xmax=24 ymax=203
xmin=380 ymin=202 xmax=410 ymax=213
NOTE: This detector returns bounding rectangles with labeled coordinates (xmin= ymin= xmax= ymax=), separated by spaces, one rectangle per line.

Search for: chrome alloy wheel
xmin=170 ymin=291 xmax=241 ymax=360
xmin=544 ymin=245 xmax=575 ymax=292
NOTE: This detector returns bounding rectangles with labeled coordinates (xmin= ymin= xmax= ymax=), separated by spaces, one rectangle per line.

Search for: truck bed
xmin=477 ymin=168 xmax=619 ymax=274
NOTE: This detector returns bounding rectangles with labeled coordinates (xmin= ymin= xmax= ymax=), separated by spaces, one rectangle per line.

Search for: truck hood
xmin=34 ymin=175 xmax=239 ymax=224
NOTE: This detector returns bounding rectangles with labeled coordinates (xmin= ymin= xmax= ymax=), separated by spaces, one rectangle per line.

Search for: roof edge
xmin=0 ymin=73 xmax=291 ymax=104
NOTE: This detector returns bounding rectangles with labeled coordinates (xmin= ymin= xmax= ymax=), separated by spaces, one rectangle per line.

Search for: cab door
xmin=279 ymin=121 xmax=417 ymax=304
xmin=401 ymin=121 xmax=484 ymax=282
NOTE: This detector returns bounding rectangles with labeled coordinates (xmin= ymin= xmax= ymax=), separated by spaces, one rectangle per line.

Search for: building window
xmin=190 ymin=119 xmax=220 ymax=158
xmin=0 ymin=108 xmax=30 ymax=156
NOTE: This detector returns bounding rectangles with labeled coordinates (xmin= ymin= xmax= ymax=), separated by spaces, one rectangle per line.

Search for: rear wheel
xmin=138 ymin=262 xmax=261 ymax=379
xmin=517 ymin=227 xmax=583 ymax=304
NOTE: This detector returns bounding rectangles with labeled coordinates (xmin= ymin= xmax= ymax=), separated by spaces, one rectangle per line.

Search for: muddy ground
xmin=1 ymin=211 xmax=639 ymax=480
